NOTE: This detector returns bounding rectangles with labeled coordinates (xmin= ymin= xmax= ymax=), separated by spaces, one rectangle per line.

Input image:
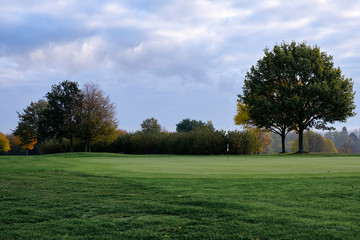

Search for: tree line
xmin=1 ymin=109 xmax=356 ymax=155
xmin=95 ymin=119 xmax=271 ymax=155
xmin=0 ymin=79 xmax=271 ymax=155
xmin=8 ymin=80 xmax=117 ymax=154
xmin=0 ymin=41 xmax=357 ymax=155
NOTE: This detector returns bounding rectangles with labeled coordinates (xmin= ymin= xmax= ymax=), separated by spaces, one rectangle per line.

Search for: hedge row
xmin=91 ymin=127 xmax=267 ymax=155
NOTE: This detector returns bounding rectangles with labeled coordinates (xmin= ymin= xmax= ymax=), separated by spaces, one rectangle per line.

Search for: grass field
xmin=1 ymin=153 xmax=360 ymax=239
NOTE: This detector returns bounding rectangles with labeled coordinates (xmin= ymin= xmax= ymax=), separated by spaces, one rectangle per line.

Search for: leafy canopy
xmin=176 ymin=119 xmax=215 ymax=132
xmin=240 ymin=41 xmax=356 ymax=152
xmin=141 ymin=118 xmax=161 ymax=133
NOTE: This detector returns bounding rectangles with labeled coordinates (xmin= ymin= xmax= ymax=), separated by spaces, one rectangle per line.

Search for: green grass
xmin=1 ymin=153 xmax=360 ymax=239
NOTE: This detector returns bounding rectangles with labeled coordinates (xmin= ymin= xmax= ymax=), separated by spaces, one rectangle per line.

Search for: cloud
xmin=1 ymin=0 xmax=359 ymax=80
xmin=1 ymin=0 xmax=360 ymax=133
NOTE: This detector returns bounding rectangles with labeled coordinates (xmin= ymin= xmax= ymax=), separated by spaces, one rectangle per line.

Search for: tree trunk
xmin=298 ymin=129 xmax=305 ymax=153
xmin=281 ymin=133 xmax=286 ymax=153
xmin=84 ymin=140 xmax=91 ymax=152
xmin=70 ymin=137 xmax=73 ymax=153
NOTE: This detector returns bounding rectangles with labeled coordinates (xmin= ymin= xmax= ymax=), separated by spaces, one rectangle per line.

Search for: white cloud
xmin=16 ymin=36 xmax=109 ymax=73
xmin=1 ymin=0 xmax=360 ymax=133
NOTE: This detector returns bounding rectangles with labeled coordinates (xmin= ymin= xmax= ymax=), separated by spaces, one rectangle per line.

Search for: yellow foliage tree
xmin=234 ymin=102 xmax=252 ymax=128
xmin=18 ymin=133 xmax=37 ymax=155
xmin=21 ymin=137 xmax=37 ymax=151
xmin=0 ymin=132 xmax=10 ymax=152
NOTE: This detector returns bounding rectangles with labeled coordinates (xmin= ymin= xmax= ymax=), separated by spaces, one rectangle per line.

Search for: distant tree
xmin=349 ymin=133 xmax=360 ymax=152
xmin=240 ymin=41 xmax=356 ymax=153
xmin=342 ymin=127 xmax=349 ymax=135
xmin=338 ymin=142 xmax=353 ymax=153
xmin=0 ymin=132 xmax=10 ymax=152
xmin=44 ymin=80 xmax=83 ymax=152
xmin=205 ymin=121 xmax=215 ymax=131
xmin=14 ymin=99 xmax=48 ymax=151
xmin=176 ymin=118 xmax=202 ymax=132
xmin=291 ymin=130 xmax=337 ymax=153
xmin=141 ymin=118 xmax=161 ymax=133
xmin=256 ymin=130 xmax=272 ymax=154
xmin=75 ymin=83 xmax=117 ymax=152
xmin=326 ymin=139 xmax=338 ymax=153
xmin=324 ymin=127 xmax=353 ymax=150
xmin=176 ymin=119 xmax=214 ymax=132
xmin=6 ymin=134 xmax=22 ymax=154
xmin=267 ymin=132 xmax=298 ymax=154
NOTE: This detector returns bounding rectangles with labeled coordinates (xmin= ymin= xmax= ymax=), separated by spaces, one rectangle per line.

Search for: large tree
xmin=44 ymin=80 xmax=83 ymax=152
xmin=75 ymin=83 xmax=117 ymax=152
xmin=240 ymin=41 xmax=355 ymax=153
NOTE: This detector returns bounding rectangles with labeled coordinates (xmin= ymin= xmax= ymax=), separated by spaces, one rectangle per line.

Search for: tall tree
xmin=44 ymin=80 xmax=83 ymax=152
xmin=13 ymin=99 xmax=48 ymax=151
xmin=241 ymin=41 xmax=356 ymax=153
xmin=75 ymin=83 xmax=117 ymax=152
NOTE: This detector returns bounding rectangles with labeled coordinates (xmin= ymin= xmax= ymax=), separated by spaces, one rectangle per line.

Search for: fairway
xmin=3 ymin=153 xmax=360 ymax=178
xmin=1 ymin=153 xmax=360 ymax=239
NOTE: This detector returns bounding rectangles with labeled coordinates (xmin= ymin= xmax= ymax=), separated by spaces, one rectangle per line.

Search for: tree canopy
xmin=13 ymin=99 xmax=48 ymax=151
xmin=75 ymin=83 xmax=117 ymax=152
xmin=176 ymin=119 xmax=214 ymax=132
xmin=240 ymin=41 xmax=356 ymax=153
xmin=141 ymin=118 xmax=162 ymax=133
xmin=44 ymin=80 xmax=83 ymax=151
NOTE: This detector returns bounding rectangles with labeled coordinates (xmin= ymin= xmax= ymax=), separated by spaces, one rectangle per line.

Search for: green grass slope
xmin=1 ymin=153 xmax=360 ymax=239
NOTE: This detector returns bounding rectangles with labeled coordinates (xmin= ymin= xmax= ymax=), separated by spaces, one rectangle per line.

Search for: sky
xmin=1 ymin=0 xmax=360 ymax=134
